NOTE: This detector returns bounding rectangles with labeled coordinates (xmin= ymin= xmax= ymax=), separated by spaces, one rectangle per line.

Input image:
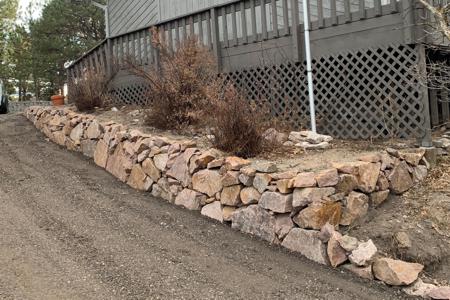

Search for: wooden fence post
xmin=211 ymin=7 xmax=222 ymax=72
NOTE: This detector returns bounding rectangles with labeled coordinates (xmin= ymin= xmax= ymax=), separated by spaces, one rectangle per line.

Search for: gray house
xmin=68 ymin=0 xmax=450 ymax=145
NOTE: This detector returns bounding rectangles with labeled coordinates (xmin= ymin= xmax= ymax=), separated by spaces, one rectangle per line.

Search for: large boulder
xmin=221 ymin=185 xmax=242 ymax=206
xmin=293 ymin=187 xmax=335 ymax=208
xmin=293 ymin=202 xmax=341 ymax=230
xmin=388 ymin=161 xmax=414 ymax=194
xmin=175 ymin=189 xmax=206 ymax=210
xmin=373 ymin=258 xmax=424 ymax=286
xmin=231 ymin=205 xmax=277 ymax=243
xmin=357 ymin=162 xmax=381 ymax=193
xmin=349 ymin=239 xmax=377 ymax=266
xmin=127 ymin=164 xmax=153 ymax=191
xmin=192 ymin=169 xmax=223 ymax=197
xmin=340 ymin=192 xmax=369 ymax=226
xmin=281 ymin=228 xmax=329 ymax=265
xmin=240 ymin=187 xmax=261 ymax=205
xmin=291 ymin=172 xmax=317 ymax=188
xmin=315 ymin=169 xmax=339 ymax=187
xmin=166 ymin=148 xmax=197 ymax=187
xmin=259 ymin=192 xmax=293 ymax=213
xmin=105 ymin=143 xmax=133 ymax=182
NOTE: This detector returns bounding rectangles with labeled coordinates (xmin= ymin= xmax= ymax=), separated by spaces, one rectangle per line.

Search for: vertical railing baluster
xmin=359 ymin=0 xmax=366 ymax=19
xmin=231 ymin=4 xmax=238 ymax=46
xmin=331 ymin=0 xmax=338 ymax=25
xmin=174 ymin=20 xmax=180 ymax=48
xmin=198 ymin=13 xmax=204 ymax=45
xmin=261 ymin=0 xmax=268 ymax=40
xmin=317 ymin=0 xmax=324 ymax=28
xmin=137 ymin=31 xmax=142 ymax=65
xmin=143 ymin=30 xmax=149 ymax=65
xmin=250 ymin=0 xmax=257 ymax=42
xmin=206 ymin=10 xmax=213 ymax=49
xmin=374 ymin=0 xmax=382 ymax=16
xmin=290 ymin=0 xmax=300 ymax=61
xmin=282 ymin=0 xmax=289 ymax=35
xmin=182 ymin=18 xmax=187 ymax=41
xmin=119 ymin=36 xmax=124 ymax=65
xmin=389 ymin=0 xmax=398 ymax=13
xmin=167 ymin=24 xmax=173 ymax=52
xmin=344 ymin=0 xmax=351 ymax=23
xmin=271 ymin=0 xmax=279 ymax=37
xmin=222 ymin=7 xmax=229 ymax=47
xmin=210 ymin=7 xmax=222 ymax=71
xmin=241 ymin=1 xmax=248 ymax=43
xmin=189 ymin=16 xmax=195 ymax=36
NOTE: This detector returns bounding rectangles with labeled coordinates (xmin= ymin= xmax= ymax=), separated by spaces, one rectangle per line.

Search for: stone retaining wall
xmin=25 ymin=106 xmax=449 ymax=299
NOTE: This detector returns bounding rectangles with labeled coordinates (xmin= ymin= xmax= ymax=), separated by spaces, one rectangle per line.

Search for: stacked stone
xmin=25 ymin=106 xmax=449 ymax=296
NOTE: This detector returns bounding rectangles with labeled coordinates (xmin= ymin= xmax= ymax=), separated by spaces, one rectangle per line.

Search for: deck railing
xmin=67 ymin=0 xmax=410 ymax=79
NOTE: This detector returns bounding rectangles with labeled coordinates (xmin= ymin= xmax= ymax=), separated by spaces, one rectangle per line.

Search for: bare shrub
xmin=69 ymin=67 xmax=114 ymax=112
xmin=130 ymin=28 xmax=216 ymax=130
xmin=205 ymin=83 xmax=269 ymax=158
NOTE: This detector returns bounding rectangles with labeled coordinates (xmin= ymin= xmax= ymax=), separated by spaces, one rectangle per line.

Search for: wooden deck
xmin=67 ymin=0 xmax=450 ymax=144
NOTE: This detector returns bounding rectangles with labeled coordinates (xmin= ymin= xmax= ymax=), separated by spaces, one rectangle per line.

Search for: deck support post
xmin=291 ymin=0 xmax=301 ymax=62
xmin=211 ymin=7 xmax=222 ymax=72
xmin=417 ymin=43 xmax=433 ymax=147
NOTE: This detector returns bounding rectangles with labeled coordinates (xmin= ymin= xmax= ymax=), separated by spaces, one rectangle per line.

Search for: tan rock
xmin=271 ymin=170 xmax=297 ymax=180
xmin=259 ymin=192 xmax=293 ymax=213
xmin=335 ymin=174 xmax=358 ymax=195
xmin=238 ymin=173 xmax=254 ymax=186
xmin=399 ymin=149 xmax=425 ymax=166
xmin=340 ymin=192 xmax=369 ymax=226
xmin=339 ymin=235 xmax=359 ymax=252
xmin=81 ymin=139 xmax=97 ymax=158
xmin=428 ymin=286 xmax=450 ymax=300
xmin=240 ymin=187 xmax=261 ymax=205
xmin=240 ymin=166 xmax=257 ymax=177
xmin=349 ymin=239 xmax=377 ymax=266
xmin=142 ymin=158 xmax=161 ymax=182
xmin=69 ymin=123 xmax=84 ymax=144
xmin=166 ymin=148 xmax=197 ymax=187
xmin=274 ymin=214 xmax=294 ymax=239
xmin=357 ymin=162 xmax=380 ymax=193
xmin=281 ymin=228 xmax=329 ymax=265
xmin=412 ymin=165 xmax=428 ymax=183
xmin=292 ymin=187 xmax=335 ymax=208
xmin=327 ymin=231 xmax=347 ymax=268
xmin=403 ymin=279 xmax=437 ymax=298
xmin=388 ymin=161 xmax=414 ymax=194
xmin=127 ymin=164 xmax=153 ymax=191
xmin=224 ymin=156 xmax=251 ymax=171
xmin=105 ymin=143 xmax=133 ymax=182
xmin=222 ymin=171 xmax=240 ymax=187
xmin=293 ymin=202 xmax=342 ymax=230
xmin=253 ymin=173 xmax=272 ymax=193
xmin=332 ymin=161 xmax=366 ymax=175
xmin=86 ymin=120 xmax=103 ymax=140
xmin=154 ymin=153 xmax=169 ymax=171
xmin=291 ymin=172 xmax=317 ymax=188
xmin=201 ymin=201 xmax=223 ymax=222
xmin=222 ymin=206 xmax=237 ymax=222
xmin=253 ymin=162 xmax=277 ymax=173
xmin=221 ymin=185 xmax=242 ymax=206
xmin=373 ymin=258 xmax=424 ymax=286
xmin=342 ymin=264 xmax=374 ymax=280
xmin=315 ymin=169 xmax=339 ymax=187
xmin=376 ymin=173 xmax=390 ymax=191
xmin=276 ymin=179 xmax=293 ymax=194
xmin=195 ymin=150 xmax=220 ymax=169
xmin=175 ymin=189 xmax=206 ymax=210
xmin=370 ymin=190 xmax=389 ymax=207
xmin=53 ymin=131 xmax=66 ymax=146
xmin=207 ymin=158 xmax=224 ymax=169
xmin=192 ymin=169 xmax=223 ymax=197
xmin=231 ymin=205 xmax=277 ymax=243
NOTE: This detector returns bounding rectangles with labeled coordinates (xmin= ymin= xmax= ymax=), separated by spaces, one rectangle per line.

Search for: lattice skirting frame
xmin=224 ymin=44 xmax=427 ymax=140
xmin=109 ymin=82 xmax=152 ymax=106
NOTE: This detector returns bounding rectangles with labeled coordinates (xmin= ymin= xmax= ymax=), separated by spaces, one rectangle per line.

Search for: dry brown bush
xmin=69 ymin=67 xmax=114 ymax=112
xmin=205 ymin=83 xmax=269 ymax=158
xmin=131 ymin=28 xmax=216 ymax=130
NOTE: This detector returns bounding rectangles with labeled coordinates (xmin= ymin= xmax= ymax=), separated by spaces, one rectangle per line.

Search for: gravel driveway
xmin=0 ymin=114 xmax=415 ymax=300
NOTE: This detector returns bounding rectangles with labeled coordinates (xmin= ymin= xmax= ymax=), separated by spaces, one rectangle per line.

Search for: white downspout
xmin=302 ymin=0 xmax=317 ymax=133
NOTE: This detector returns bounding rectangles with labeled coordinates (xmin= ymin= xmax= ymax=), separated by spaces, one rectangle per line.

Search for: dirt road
xmin=0 ymin=114 xmax=414 ymax=300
